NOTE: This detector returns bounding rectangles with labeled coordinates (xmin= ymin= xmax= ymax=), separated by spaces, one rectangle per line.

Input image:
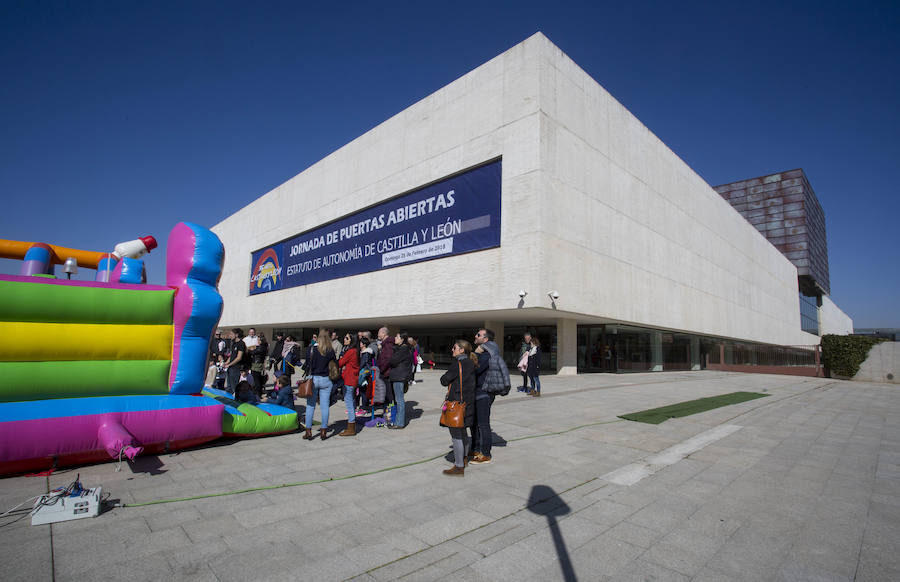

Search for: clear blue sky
xmin=2 ymin=1 xmax=897 ymax=328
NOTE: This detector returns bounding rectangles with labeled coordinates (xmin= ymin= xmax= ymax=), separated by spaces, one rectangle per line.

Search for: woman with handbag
xmin=302 ymin=327 xmax=337 ymax=440
xmin=439 ymin=339 xmax=477 ymax=476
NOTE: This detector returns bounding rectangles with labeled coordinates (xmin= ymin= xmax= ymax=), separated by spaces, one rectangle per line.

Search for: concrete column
xmin=690 ymin=336 xmax=701 ymax=371
xmin=556 ymin=318 xmax=578 ymax=375
xmin=650 ymin=331 xmax=663 ymax=372
xmin=484 ymin=320 xmax=505 ymax=354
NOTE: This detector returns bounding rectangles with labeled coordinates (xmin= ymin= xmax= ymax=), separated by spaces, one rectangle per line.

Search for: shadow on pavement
xmin=528 ymin=484 xmax=577 ymax=582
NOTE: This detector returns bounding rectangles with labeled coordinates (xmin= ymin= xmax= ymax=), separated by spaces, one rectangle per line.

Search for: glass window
xmin=799 ymin=292 xmax=819 ymax=335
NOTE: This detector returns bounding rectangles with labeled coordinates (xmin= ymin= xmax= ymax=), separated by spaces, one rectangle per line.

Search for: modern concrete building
xmin=212 ymin=33 xmax=852 ymax=374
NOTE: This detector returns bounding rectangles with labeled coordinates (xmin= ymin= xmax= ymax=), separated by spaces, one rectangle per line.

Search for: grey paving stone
xmin=369 ymin=540 xmax=483 ymax=581
xmin=141 ymin=504 xmax=205 ymax=532
xmin=605 ymin=520 xmax=664 ymax=548
xmin=0 ymin=527 xmax=53 ymax=582
xmin=345 ymin=531 xmax=431 ymax=572
xmin=574 ymin=498 xmax=635 ymax=528
xmin=704 ymin=523 xmax=795 ymax=580
xmin=566 ymin=533 xmax=645 ymax=577
xmin=453 ymin=514 xmax=537 ymax=554
xmin=693 ymin=463 xmax=745 ymax=486
xmin=776 ymin=561 xmax=853 ymax=581
xmin=56 ymin=552 xmax=175 ymax=582
xmin=625 ymin=495 xmax=698 ymax=534
xmin=605 ymin=558 xmax=689 ymax=581
xmin=408 ymin=507 xmax=495 ymax=546
xmin=855 ymin=549 xmax=900 ymax=582
xmin=680 ymin=506 xmax=743 ymax=539
xmin=54 ymin=523 xmax=190 ymax=576
xmin=182 ymin=513 xmax=245 ymax=542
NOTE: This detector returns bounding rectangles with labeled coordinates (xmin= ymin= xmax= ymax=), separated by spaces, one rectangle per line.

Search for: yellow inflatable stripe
xmin=0 ymin=322 xmax=173 ymax=362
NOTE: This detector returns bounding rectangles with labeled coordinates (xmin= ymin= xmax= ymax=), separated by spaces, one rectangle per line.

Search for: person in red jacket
xmin=338 ymin=333 xmax=361 ymax=436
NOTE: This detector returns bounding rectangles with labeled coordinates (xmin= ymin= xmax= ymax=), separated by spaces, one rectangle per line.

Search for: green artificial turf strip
xmin=618 ymin=391 xmax=769 ymax=424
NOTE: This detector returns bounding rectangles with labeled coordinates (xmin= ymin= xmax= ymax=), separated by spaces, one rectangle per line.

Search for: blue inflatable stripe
xmin=0 ymin=395 xmax=221 ymax=422
xmin=223 ymin=404 xmax=243 ymax=416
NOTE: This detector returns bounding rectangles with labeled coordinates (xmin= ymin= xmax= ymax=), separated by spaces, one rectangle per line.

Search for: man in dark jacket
xmin=470 ymin=328 xmax=511 ymax=465
xmin=388 ymin=331 xmax=412 ymax=429
xmin=376 ymin=326 xmax=394 ymax=401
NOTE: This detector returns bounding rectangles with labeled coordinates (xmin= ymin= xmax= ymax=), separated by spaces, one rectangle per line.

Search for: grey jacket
xmin=481 ymin=341 xmax=511 ymax=394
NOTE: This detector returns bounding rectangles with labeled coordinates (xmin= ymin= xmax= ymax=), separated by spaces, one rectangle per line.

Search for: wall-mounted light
xmin=548 ymin=290 xmax=559 ymax=300
xmin=518 ymin=290 xmax=528 ymax=298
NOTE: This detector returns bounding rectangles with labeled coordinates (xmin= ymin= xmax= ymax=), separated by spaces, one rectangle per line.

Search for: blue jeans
xmin=392 ymin=381 xmax=406 ymax=427
xmin=474 ymin=394 xmax=495 ymax=456
xmin=529 ymin=375 xmax=541 ymax=393
xmin=305 ymin=375 xmax=333 ymax=429
xmin=344 ymin=383 xmax=356 ymax=421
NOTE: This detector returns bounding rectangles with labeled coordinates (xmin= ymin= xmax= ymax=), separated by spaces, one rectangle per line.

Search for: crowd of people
xmin=207 ymin=325 xmax=546 ymax=476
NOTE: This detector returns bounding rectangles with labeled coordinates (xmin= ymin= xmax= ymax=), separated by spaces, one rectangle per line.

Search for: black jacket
xmin=305 ymin=347 xmax=336 ymax=377
xmin=440 ymin=356 xmax=476 ymax=427
xmin=474 ymin=349 xmax=490 ymax=396
xmin=527 ymin=346 xmax=541 ymax=376
xmin=389 ymin=343 xmax=412 ymax=383
xmin=269 ymin=338 xmax=285 ymax=360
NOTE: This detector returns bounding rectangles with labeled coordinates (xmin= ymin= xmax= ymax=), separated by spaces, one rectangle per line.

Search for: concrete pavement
xmin=1 ymin=370 xmax=898 ymax=581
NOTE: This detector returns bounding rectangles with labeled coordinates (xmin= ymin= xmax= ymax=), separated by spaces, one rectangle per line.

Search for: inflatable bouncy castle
xmin=0 ymin=223 xmax=227 ymax=475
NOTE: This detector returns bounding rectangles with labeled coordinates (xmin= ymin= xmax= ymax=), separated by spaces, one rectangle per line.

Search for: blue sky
xmin=1 ymin=1 xmax=897 ymax=328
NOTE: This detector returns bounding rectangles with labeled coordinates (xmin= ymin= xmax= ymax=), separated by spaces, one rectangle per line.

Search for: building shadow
xmin=527 ymin=484 xmax=577 ymax=582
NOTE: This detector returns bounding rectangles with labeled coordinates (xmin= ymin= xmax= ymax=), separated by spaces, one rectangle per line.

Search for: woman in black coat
xmin=527 ymin=337 xmax=542 ymax=396
xmin=439 ymin=339 xmax=477 ymax=476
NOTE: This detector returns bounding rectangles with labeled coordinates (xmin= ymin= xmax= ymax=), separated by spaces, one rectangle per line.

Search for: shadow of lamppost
xmin=527 ymin=484 xmax=577 ymax=582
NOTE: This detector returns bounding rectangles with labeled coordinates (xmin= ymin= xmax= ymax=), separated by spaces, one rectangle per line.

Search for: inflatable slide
xmin=0 ymin=222 xmax=226 ymax=475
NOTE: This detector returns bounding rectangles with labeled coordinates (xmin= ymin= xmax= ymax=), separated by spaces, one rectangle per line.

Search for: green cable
xmin=118 ymin=418 xmax=624 ymax=508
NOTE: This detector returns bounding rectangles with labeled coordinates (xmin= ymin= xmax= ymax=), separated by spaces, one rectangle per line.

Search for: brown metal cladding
xmin=713 ymin=169 xmax=830 ymax=295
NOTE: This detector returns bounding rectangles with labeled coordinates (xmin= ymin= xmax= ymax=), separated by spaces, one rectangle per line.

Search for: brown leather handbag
xmin=439 ymin=361 xmax=466 ymax=428
xmin=296 ymin=377 xmax=314 ymax=398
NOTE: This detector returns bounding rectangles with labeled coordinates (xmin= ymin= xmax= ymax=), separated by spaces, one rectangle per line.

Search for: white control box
xmin=31 ymin=486 xmax=102 ymax=525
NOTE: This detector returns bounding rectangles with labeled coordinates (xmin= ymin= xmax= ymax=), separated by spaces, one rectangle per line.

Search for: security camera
xmin=548 ymin=291 xmax=559 ymax=300
xmin=518 ymin=290 xmax=527 ymax=298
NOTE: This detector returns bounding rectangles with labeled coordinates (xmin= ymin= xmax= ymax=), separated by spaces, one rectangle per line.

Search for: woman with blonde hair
xmin=302 ymin=327 xmax=337 ymax=440
xmin=439 ymin=339 xmax=477 ymax=476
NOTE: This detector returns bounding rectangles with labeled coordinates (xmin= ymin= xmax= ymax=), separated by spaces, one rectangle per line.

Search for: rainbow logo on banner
xmin=249 ymin=246 xmax=283 ymax=294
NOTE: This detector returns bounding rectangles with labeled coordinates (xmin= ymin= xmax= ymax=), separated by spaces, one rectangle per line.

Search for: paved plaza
xmin=1 ymin=370 xmax=898 ymax=581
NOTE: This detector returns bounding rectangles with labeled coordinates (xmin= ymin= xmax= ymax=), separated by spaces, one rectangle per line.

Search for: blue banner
xmin=249 ymin=159 xmax=501 ymax=294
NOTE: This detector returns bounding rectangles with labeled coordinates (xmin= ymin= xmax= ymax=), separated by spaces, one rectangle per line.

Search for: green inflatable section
xmin=0 ymin=279 xmax=174 ymax=324
xmin=0 ymin=360 xmax=172 ymax=402
xmin=202 ymin=390 xmax=299 ymax=436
